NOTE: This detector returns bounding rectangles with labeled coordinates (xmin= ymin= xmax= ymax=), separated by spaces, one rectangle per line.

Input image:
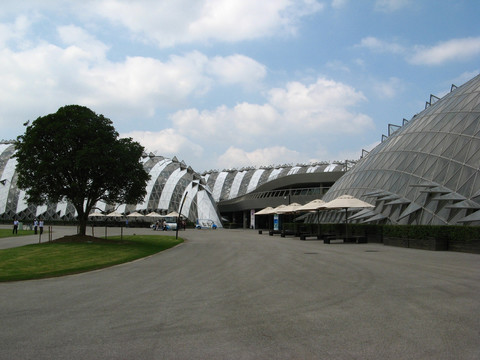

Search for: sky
xmin=1 ymin=0 xmax=479 ymax=173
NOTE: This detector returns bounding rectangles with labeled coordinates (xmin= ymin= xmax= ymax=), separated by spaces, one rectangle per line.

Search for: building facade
xmin=2 ymin=73 xmax=479 ymax=228
xmin=0 ymin=148 xmax=222 ymax=226
xmin=309 ymin=73 xmax=480 ymax=226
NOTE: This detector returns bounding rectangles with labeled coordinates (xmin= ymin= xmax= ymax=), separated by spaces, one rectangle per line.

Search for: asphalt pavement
xmin=1 ymin=226 xmax=479 ymax=359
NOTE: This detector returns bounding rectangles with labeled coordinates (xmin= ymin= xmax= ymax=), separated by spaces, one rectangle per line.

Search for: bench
xmin=280 ymin=229 xmax=295 ymax=237
xmin=345 ymin=236 xmax=367 ymax=244
xmin=323 ymin=235 xmax=339 ymax=244
xmin=324 ymin=235 xmax=367 ymax=244
xmin=299 ymin=234 xmax=321 ymax=240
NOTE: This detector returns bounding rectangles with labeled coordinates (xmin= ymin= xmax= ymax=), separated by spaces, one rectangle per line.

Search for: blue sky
xmin=1 ymin=0 xmax=479 ymax=172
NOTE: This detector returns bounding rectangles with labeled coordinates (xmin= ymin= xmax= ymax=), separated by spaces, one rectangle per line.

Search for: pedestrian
xmin=13 ymin=219 xmax=19 ymax=234
xmin=34 ymin=218 xmax=38 ymax=234
xmin=162 ymin=220 xmax=167 ymax=231
xmin=39 ymin=219 xmax=44 ymax=235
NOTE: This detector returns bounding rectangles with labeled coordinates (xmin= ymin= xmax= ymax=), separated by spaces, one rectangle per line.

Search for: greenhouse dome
xmin=0 ymin=147 xmax=222 ymax=227
xmin=310 ymin=73 xmax=480 ymax=226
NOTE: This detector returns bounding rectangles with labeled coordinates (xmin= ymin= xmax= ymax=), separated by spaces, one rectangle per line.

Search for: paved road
xmin=1 ymin=228 xmax=479 ymax=359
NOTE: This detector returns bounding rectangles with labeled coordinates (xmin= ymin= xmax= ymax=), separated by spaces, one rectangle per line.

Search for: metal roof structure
xmin=0 ymin=150 xmax=222 ymax=226
xmin=308 ymin=73 xmax=480 ymax=225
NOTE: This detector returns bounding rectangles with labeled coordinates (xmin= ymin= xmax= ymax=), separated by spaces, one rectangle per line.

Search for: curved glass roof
xmin=313 ymin=73 xmax=480 ymax=225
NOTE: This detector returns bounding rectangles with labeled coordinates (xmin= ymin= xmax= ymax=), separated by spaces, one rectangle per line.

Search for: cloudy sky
xmin=1 ymin=0 xmax=479 ymax=172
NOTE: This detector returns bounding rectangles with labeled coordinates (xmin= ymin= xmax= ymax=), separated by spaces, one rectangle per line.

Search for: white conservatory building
xmin=0 ymin=147 xmax=222 ymax=227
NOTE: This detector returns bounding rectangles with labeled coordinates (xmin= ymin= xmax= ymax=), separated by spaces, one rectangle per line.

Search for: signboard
xmin=250 ymin=209 xmax=255 ymax=229
xmin=274 ymin=214 xmax=279 ymax=231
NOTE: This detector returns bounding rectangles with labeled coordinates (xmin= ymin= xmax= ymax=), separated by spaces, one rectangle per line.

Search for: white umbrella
xmin=296 ymin=199 xmax=326 ymax=212
xmin=255 ymin=207 xmax=274 ymax=215
xmin=276 ymin=203 xmax=303 ymax=214
xmin=166 ymin=211 xmax=180 ymax=217
xmin=323 ymin=195 xmax=374 ymax=238
xmin=145 ymin=211 xmax=162 ymax=218
xmin=271 ymin=204 xmax=288 ymax=214
xmin=323 ymin=195 xmax=374 ymax=210
xmin=127 ymin=211 xmax=144 ymax=218
xmin=296 ymin=199 xmax=327 ymax=236
xmin=106 ymin=211 xmax=124 ymax=217
xmin=88 ymin=211 xmax=105 ymax=217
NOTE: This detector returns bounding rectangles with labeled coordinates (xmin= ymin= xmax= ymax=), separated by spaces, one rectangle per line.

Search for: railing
xmin=227 ymin=187 xmax=331 ymax=201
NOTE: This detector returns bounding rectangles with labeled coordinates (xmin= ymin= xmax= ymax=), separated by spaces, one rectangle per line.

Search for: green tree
xmin=14 ymin=105 xmax=150 ymax=236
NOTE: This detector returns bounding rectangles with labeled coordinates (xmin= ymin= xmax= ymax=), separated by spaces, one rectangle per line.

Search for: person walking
xmin=13 ymin=219 xmax=19 ymax=234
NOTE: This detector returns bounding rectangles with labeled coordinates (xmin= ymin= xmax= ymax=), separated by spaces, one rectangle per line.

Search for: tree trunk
xmin=74 ymin=203 xmax=88 ymax=236
xmin=78 ymin=215 xmax=88 ymax=236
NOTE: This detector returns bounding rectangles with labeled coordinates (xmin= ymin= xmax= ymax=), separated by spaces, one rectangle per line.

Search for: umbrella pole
xmin=345 ymin=208 xmax=348 ymax=240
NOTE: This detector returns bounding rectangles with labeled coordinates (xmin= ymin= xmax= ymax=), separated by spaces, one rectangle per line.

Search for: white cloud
xmin=57 ymin=25 xmax=109 ymax=61
xmin=0 ymin=21 xmax=269 ymax=134
xmin=326 ymin=60 xmax=350 ymax=72
xmin=0 ymin=44 xmax=211 ymax=127
xmin=0 ymin=15 xmax=33 ymax=48
xmin=268 ymin=78 xmax=373 ymax=133
xmin=91 ymin=0 xmax=324 ymax=47
xmin=357 ymin=36 xmax=405 ymax=54
xmin=171 ymin=77 xmax=373 ymax=144
xmin=169 ymin=77 xmax=374 ymax=169
xmin=170 ymin=103 xmax=279 ymax=141
xmin=409 ymin=37 xmax=480 ymax=65
xmin=207 ymin=54 xmax=267 ymax=87
xmin=358 ymin=36 xmax=480 ymax=67
xmin=217 ymin=146 xmax=301 ymax=169
xmin=372 ymin=77 xmax=404 ymax=99
xmin=121 ymin=129 xmax=203 ymax=158
xmin=374 ymin=0 xmax=410 ymax=12
xmin=331 ymin=0 xmax=348 ymax=9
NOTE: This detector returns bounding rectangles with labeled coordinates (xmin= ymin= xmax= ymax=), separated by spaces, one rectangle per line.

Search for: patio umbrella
xmin=106 ymin=211 xmax=124 ymax=218
xmin=296 ymin=199 xmax=326 ymax=212
xmin=254 ymin=207 xmax=275 ymax=231
xmin=276 ymin=203 xmax=302 ymax=214
xmin=145 ymin=211 xmax=162 ymax=218
xmin=255 ymin=207 xmax=274 ymax=215
xmin=166 ymin=211 xmax=180 ymax=217
xmin=296 ymin=199 xmax=326 ymax=236
xmin=127 ymin=211 xmax=144 ymax=218
xmin=275 ymin=203 xmax=303 ymax=235
xmin=323 ymin=195 xmax=374 ymax=238
xmin=271 ymin=204 xmax=288 ymax=213
xmin=88 ymin=211 xmax=105 ymax=217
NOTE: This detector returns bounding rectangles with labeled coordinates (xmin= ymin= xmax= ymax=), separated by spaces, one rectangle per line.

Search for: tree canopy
xmin=14 ymin=105 xmax=150 ymax=235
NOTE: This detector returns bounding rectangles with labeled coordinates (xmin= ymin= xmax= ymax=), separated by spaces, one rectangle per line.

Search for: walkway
xmin=1 ymin=228 xmax=479 ymax=359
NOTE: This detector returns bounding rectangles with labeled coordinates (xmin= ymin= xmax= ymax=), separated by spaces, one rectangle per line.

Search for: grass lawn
xmin=0 ymin=234 xmax=183 ymax=282
xmin=0 ymin=228 xmax=36 ymax=238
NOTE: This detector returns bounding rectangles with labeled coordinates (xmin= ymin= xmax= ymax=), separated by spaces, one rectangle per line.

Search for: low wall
xmin=383 ymin=237 xmax=480 ymax=253
xmin=447 ymin=239 xmax=480 ymax=254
